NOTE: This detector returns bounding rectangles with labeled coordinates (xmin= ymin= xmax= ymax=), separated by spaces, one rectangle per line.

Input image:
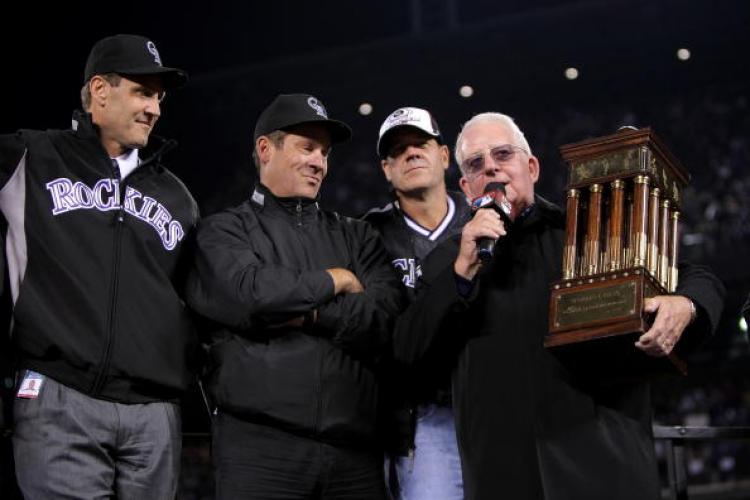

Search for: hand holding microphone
xmin=454 ymin=182 xmax=509 ymax=280
xmin=471 ymin=182 xmax=512 ymax=262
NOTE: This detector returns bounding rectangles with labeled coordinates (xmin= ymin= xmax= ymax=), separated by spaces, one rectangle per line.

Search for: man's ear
xmin=439 ymin=144 xmax=450 ymax=171
xmin=381 ymin=158 xmax=392 ymax=183
xmin=89 ymin=76 xmax=109 ymax=108
xmin=256 ymin=136 xmax=273 ymax=166
xmin=528 ymin=155 xmax=540 ymax=184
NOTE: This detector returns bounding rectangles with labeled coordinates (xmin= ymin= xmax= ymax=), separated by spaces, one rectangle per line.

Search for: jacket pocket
xmin=207 ymin=333 xmax=319 ymax=434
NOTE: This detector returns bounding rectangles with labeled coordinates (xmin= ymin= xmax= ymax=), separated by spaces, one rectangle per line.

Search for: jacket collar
xmin=516 ymin=194 xmax=565 ymax=230
xmin=251 ymin=183 xmax=320 ymax=220
xmin=389 ymin=189 xmax=471 ymax=217
xmin=70 ymin=110 xmax=176 ymax=172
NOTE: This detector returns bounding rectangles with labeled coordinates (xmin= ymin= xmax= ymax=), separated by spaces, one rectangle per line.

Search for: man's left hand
xmin=635 ymin=295 xmax=694 ymax=357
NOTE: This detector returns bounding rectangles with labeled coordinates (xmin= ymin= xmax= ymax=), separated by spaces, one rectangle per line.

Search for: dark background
xmin=2 ymin=1 xmax=749 ymax=497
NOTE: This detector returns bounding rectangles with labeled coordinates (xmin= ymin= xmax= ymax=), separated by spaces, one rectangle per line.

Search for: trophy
xmin=546 ymin=127 xmax=689 ymax=376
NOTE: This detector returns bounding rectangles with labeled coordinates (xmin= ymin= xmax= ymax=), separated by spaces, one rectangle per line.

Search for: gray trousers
xmin=13 ymin=372 xmax=181 ymax=500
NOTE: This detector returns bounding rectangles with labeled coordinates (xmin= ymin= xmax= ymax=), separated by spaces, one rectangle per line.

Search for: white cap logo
xmin=379 ymin=107 xmax=438 ymax=138
xmin=146 ymin=41 xmax=162 ymax=66
xmin=377 ymin=106 xmax=441 ymax=156
xmin=307 ymin=97 xmax=328 ymax=118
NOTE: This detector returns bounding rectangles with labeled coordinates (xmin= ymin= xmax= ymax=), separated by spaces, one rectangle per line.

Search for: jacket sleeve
xmin=674 ymin=261 xmax=726 ymax=355
xmin=314 ymin=219 xmax=405 ymax=360
xmin=391 ymin=236 xmax=476 ymax=364
xmin=185 ymin=210 xmax=335 ymax=331
xmin=0 ymin=133 xmax=27 ymax=191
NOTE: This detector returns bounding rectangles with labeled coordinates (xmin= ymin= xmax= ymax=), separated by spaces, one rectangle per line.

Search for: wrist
xmin=454 ymin=257 xmax=479 ymax=281
xmin=687 ymin=298 xmax=697 ymax=324
xmin=304 ymin=309 xmax=317 ymax=328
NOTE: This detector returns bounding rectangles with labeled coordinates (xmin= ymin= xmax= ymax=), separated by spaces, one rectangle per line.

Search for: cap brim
xmin=119 ymin=66 xmax=188 ymax=89
xmin=281 ymin=119 xmax=352 ymax=144
xmin=377 ymin=125 xmax=441 ymax=158
xmin=322 ymin=119 xmax=352 ymax=144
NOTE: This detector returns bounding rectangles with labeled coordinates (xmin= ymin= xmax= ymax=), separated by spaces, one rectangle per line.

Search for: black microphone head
xmin=483 ymin=182 xmax=506 ymax=195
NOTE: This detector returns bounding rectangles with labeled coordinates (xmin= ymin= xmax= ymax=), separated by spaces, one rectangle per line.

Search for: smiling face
xmin=257 ymin=123 xmax=332 ymax=199
xmin=89 ymin=74 xmax=164 ymax=157
xmin=458 ymin=120 xmax=539 ymax=211
xmin=381 ymin=128 xmax=449 ymax=197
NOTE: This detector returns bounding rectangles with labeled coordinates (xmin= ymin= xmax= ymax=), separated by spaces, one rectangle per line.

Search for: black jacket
xmin=186 ymin=184 xmax=404 ymax=448
xmin=363 ymin=190 xmax=471 ymax=454
xmin=0 ymin=111 xmax=199 ymax=404
xmin=394 ymin=195 xmax=725 ymax=500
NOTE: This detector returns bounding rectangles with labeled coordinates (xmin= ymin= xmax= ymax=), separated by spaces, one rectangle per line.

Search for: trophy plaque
xmin=546 ymin=127 xmax=689 ymax=376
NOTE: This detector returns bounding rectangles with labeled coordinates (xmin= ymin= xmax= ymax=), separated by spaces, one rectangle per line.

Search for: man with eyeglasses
xmin=364 ymin=107 xmax=469 ymax=499
xmin=0 ymin=34 xmax=198 ymax=499
xmin=393 ymin=112 xmax=725 ymax=499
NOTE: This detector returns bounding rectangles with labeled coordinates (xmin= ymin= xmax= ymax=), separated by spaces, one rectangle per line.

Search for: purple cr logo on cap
xmin=146 ymin=41 xmax=162 ymax=66
xmin=307 ymin=97 xmax=328 ymax=118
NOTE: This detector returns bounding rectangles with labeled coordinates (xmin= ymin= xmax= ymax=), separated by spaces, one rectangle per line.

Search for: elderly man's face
xmin=458 ymin=121 xmax=539 ymax=213
xmin=259 ymin=123 xmax=331 ymax=199
xmin=381 ymin=129 xmax=449 ymax=197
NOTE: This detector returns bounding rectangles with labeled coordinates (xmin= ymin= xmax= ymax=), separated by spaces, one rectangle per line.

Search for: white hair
xmin=454 ymin=112 xmax=532 ymax=170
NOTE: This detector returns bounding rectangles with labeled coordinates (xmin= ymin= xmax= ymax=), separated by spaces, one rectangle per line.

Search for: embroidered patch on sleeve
xmin=17 ymin=370 xmax=45 ymax=399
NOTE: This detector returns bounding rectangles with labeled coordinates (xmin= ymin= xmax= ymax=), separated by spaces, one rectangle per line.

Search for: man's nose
xmin=404 ymin=144 xmax=423 ymax=157
xmin=145 ymin=96 xmax=161 ymax=120
xmin=483 ymin=153 xmax=502 ymax=175
xmin=309 ymin=150 xmax=327 ymax=170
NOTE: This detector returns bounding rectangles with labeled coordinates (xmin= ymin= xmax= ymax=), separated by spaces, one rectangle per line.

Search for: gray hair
xmin=80 ymin=73 xmax=122 ymax=110
xmin=252 ymin=130 xmax=288 ymax=171
xmin=454 ymin=112 xmax=532 ymax=171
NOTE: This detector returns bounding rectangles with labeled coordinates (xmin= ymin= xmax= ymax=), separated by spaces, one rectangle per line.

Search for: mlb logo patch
xmin=17 ymin=370 xmax=45 ymax=399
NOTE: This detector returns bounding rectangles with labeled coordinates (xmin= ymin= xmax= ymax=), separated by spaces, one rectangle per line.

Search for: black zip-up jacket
xmin=0 ymin=111 xmax=199 ymax=403
xmin=186 ymin=183 xmax=404 ymax=449
xmin=393 ymin=196 xmax=725 ymax=500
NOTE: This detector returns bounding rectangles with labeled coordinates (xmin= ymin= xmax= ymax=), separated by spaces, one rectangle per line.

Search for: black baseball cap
xmin=253 ymin=94 xmax=352 ymax=144
xmin=377 ymin=107 xmax=443 ymax=158
xmin=84 ymin=34 xmax=188 ymax=89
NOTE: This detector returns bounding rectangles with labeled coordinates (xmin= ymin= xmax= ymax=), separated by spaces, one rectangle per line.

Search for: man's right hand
xmin=326 ymin=268 xmax=365 ymax=295
xmin=454 ymin=209 xmax=506 ymax=280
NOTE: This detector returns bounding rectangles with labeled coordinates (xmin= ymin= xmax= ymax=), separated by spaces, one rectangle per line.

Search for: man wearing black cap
xmin=186 ymin=93 xmax=404 ymax=499
xmin=0 ymin=34 xmax=197 ymax=499
xmin=363 ymin=107 xmax=469 ymax=499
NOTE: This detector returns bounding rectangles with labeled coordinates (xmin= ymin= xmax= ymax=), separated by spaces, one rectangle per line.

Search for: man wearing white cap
xmin=364 ymin=107 xmax=469 ymax=499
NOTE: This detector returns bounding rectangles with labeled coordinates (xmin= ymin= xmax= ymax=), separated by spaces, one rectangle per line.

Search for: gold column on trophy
xmin=546 ymin=127 xmax=690 ymax=375
xmin=658 ymin=199 xmax=671 ymax=288
xmin=607 ymin=179 xmax=625 ymax=272
xmin=563 ymin=189 xmax=580 ymax=280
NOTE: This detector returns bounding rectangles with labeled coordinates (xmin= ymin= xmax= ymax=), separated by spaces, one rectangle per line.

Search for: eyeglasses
xmin=461 ymin=144 xmax=529 ymax=176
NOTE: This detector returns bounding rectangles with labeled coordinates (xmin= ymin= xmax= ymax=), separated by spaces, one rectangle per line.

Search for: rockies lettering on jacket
xmin=45 ymin=176 xmax=185 ymax=250
xmin=392 ymin=257 xmax=422 ymax=288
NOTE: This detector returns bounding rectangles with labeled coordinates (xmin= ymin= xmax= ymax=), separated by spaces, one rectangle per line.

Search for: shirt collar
xmin=112 ymin=149 xmax=140 ymax=180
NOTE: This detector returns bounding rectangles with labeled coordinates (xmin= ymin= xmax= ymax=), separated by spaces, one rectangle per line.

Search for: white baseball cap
xmin=377 ymin=107 xmax=443 ymax=158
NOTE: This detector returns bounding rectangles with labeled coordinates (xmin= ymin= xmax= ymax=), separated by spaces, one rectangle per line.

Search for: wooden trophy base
xmin=546 ymin=267 xmax=686 ymax=379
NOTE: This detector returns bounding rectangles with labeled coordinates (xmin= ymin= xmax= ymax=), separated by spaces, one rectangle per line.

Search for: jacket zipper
xmin=314 ymin=341 xmax=324 ymax=434
xmin=89 ymin=167 xmax=126 ymax=396
xmin=291 ymin=197 xmax=323 ymax=434
xmin=304 ymin=203 xmax=322 ymax=434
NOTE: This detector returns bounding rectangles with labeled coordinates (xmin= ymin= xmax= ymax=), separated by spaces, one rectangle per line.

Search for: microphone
xmin=471 ymin=182 xmax=511 ymax=262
